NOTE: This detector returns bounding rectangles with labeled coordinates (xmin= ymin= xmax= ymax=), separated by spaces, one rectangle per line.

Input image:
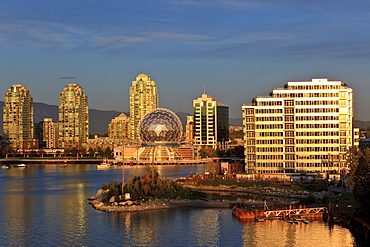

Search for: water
xmin=0 ymin=164 xmax=356 ymax=246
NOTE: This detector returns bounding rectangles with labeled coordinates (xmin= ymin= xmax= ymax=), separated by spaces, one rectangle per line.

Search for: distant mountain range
xmin=0 ymin=101 xmax=243 ymax=135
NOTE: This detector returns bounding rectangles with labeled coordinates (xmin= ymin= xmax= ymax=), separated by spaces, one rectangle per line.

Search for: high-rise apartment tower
xmin=43 ymin=118 xmax=59 ymax=149
xmin=193 ymin=93 xmax=229 ymax=150
xmin=242 ymin=78 xmax=354 ymax=174
xmin=3 ymin=85 xmax=34 ymax=150
xmin=129 ymin=74 xmax=158 ymax=139
xmin=58 ymin=84 xmax=89 ymax=149
xmin=109 ymin=113 xmax=130 ymax=140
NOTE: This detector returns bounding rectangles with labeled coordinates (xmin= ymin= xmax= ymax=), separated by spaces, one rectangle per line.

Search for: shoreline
xmin=89 ymin=198 xmax=232 ymax=213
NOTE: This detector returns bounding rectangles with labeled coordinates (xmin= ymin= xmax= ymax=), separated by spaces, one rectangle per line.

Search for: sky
xmin=1 ymin=0 xmax=370 ymax=120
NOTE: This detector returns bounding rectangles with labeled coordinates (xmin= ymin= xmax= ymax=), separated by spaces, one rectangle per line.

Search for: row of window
xmin=256 ymin=124 xmax=283 ymax=129
xmin=245 ymin=131 xmax=344 ymax=138
xmin=256 ymin=147 xmax=284 ymax=152
xmin=296 ymin=108 xmax=339 ymax=113
xmin=295 ymin=100 xmax=339 ymax=105
xmin=255 ymin=109 xmax=283 ymax=114
xmin=296 ymin=147 xmax=339 ymax=152
xmin=296 ymin=116 xmax=339 ymax=121
xmin=256 ymin=140 xmax=284 ymax=145
xmin=257 ymin=101 xmax=282 ymax=106
xmin=296 ymin=139 xmax=339 ymax=144
xmin=289 ymin=85 xmax=341 ymax=90
xmin=296 ymin=131 xmax=339 ymax=136
xmin=255 ymin=163 xmax=284 ymax=167
xmin=247 ymin=154 xmax=344 ymax=161
xmin=255 ymin=117 xmax=283 ymax=121
xmin=256 ymin=155 xmax=284 ymax=160
xmin=258 ymin=132 xmax=284 ymax=137
xmin=246 ymin=146 xmax=341 ymax=153
xmin=274 ymin=92 xmax=339 ymax=98
xmin=296 ymin=123 xmax=339 ymax=129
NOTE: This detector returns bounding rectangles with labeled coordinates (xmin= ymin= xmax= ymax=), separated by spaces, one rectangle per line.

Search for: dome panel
xmin=139 ymin=108 xmax=183 ymax=143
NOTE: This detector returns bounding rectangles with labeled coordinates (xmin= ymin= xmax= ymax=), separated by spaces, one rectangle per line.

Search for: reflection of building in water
xmin=114 ymin=108 xmax=198 ymax=163
xmin=3 ymin=176 xmax=34 ymax=246
xmin=241 ymin=220 xmax=354 ymax=246
xmin=189 ymin=209 xmax=222 ymax=246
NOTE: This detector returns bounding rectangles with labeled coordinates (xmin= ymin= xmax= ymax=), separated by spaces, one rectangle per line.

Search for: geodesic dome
xmin=139 ymin=108 xmax=183 ymax=143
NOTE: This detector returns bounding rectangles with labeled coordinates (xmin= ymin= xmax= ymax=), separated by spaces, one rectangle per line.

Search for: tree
xmin=346 ymin=146 xmax=370 ymax=216
xmin=97 ymin=146 xmax=104 ymax=157
xmin=70 ymin=147 xmax=78 ymax=157
xmin=64 ymin=148 xmax=71 ymax=157
xmin=38 ymin=149 xmax=45 ymax=158
xmin=88 ymin=147 xmax=95 ymax=157
xmin=104 ymin=147 xmax=112 ymax=157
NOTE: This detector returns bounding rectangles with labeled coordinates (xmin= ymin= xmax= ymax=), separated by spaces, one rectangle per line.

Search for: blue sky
xmin=1 ymin=0 xmax=370 ymax=120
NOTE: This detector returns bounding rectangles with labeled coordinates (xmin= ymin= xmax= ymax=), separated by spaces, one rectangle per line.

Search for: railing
xmin=265 ymin=207 xmax=327 ymax=217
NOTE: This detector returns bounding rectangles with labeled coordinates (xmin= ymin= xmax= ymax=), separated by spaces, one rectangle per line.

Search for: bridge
xmin=264 ymin=207 xmax=327 ymax=217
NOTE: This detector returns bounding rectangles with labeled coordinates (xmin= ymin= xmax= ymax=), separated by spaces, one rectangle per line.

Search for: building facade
xmin=108 ymin=113 xmax=130 ymax=140
xmin=242 ymin=78 xmax=354 ymax=174
xmin=185 ymin=115 xmax=194 ymax=144
xmin=193 ymin=94 xmax=229 ymax=150
xmin=43 ymin=118 xmax=59 ymax=149
xmin=58 ymin=84 xmax=89 ymax=150
xmin=129 ymin=74 xmax=158 ymax=140
xmin=3 ymin=85 xmax=35 ymax=150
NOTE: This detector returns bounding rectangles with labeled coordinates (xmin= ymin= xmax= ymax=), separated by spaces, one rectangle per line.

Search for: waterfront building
xmin=242 ymin=78 xmax=355 ymax=174
xmin=129 ymin=74 xmax=158 ymax=140
xmin=86 ymin=137 xmax=122 ymax=156
xmin=114 ymin=108 xmax=196 ymax=163
xmin=185 ymin=115 xmax=194 ymax=144
xmin=3 ymin=85 xmax=35 ymax=150
xmin=108 ymin=113 xmax=130 ymax=140
xmin=43 ymin=118 xmax=59 ymax=149
xmin=193 ymin=93 xmax=229 ymax=150
xmin=58 ymin=84 xmax=89 ymax=150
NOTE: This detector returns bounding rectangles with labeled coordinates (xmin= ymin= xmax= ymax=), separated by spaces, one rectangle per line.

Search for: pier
xmin=264 ymin=207 xmax=327 ymax=217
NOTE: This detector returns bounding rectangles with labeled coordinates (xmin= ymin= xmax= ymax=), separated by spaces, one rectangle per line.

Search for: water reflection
xmin=0 ymin=164 xmax=357 ymax=246
xmin=239 ymin=219 xmax=354 ymax=246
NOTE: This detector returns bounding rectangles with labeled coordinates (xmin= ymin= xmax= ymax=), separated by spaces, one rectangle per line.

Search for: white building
xmin=242 ymin=78 xmax=357 ymax=174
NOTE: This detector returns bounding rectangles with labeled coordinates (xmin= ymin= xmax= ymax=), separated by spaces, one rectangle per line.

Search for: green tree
xmin=347 ymin=146 xmax=370 ymax=217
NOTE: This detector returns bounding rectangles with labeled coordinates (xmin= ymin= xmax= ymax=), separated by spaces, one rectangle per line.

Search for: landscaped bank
xmin=88 ymin=189 xmax=231 ymax=212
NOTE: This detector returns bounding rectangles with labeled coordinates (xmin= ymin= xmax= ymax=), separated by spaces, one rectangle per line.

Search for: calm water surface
xmin=0 ymin=164 xmax=356 ymax=246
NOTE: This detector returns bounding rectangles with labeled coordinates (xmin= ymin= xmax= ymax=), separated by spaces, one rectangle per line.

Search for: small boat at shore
xmin=14 ymin=164 xmax=26 ymax=168
xmin=1 ymin=165 xmax=10 ymax=169
xmin=97 ymin=159 xmax=111 ymax=170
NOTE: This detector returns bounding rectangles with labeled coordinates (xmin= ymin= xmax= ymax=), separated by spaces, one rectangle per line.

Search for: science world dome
xmin=139 ymin=108 xmax=183 ymax=144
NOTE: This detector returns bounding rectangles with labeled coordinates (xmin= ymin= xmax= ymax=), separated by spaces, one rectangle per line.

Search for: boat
xmin=1 ymin=165 xmax=10 ymax=169
xmin=232 ymin=203 xmax=266 ymax=219
xmin=14 ymin=164 xmax=26 ymax=168
xmin=96 ymin=159 xmax=111 ymax=170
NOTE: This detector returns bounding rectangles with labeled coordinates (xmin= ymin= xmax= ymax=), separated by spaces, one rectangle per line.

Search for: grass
xmin=187 ymin=178 xmax=310 ymax=191
xmin=328 ymin=192 xmax=358 ymax=206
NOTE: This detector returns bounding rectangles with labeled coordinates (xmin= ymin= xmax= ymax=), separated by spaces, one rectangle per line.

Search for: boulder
xmin=109 ymin=196 xmax=116 ymax=203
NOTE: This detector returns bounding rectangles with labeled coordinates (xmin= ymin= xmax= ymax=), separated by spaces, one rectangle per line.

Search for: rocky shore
xmin=89 ymin=185 xmax=336 ymax=213
xmin=88 ymin=189 xmax=231 ymax=213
